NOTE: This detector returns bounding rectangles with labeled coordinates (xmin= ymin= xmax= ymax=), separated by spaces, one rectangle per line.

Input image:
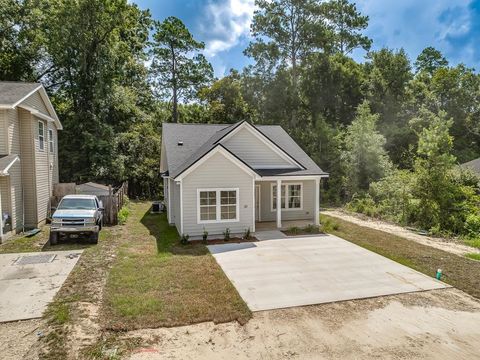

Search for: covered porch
xmin=253 ymin=176 xmax=322 ymax=231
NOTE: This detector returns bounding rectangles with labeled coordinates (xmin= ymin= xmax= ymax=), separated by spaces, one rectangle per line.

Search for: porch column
xmin=276 ymin=179 xmax=281 ymax=228
xmin=315 ymin=177 xmax=320 ymax=226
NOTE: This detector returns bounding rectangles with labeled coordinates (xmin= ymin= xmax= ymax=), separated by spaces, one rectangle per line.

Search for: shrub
xmin=202 ymin=228 xmax=208 ymax=243
xmin=321 ymin=218 xmax=339 ymax=232
xmin=304 ymin=224 xmax=319 ymax=233
xmin=346 ymin=194 xmax=378 ymax=217
xmin=465 ymin=214 xmax=480 ymax=238
xmin=288 ymin=226 xmax=300 ymax=235
xmin=180 ymin=233 xmax=189 ymax=245
xmin=243 ymin=227 xmax=251 ymax=240
xmin=223 ymin=228 xmax=230 ymax=241
xmin=118 ymin=206 xmax=130 ymax=225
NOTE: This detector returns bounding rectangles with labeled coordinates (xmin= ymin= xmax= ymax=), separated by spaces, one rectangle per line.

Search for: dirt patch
xmin=323 ymin=209 xmax=479 ymax=256
xmin=0 ymin=319 xmax=41 ymax=360
xmin=124 ymin=288 xmax=480 ymax=360
xmin=321 ymin=214 xmax=480 ymax=299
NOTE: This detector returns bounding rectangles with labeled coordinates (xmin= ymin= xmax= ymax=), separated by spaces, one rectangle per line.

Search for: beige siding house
xmin=0 ymin=82 xmax=62 ymax=241
xmin=160 ymin=121 xmax=328 ymax=238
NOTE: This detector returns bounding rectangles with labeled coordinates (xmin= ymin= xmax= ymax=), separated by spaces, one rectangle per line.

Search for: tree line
xmin=1 ymin=0 xmax=479 ymax=237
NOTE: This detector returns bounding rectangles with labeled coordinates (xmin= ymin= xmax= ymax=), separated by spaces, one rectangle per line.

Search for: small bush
xmin=465 ymin=253 xmax=480 ymax=261
xmin=304 ymin=224 xmax=319 ymax=233
xmin=223 ymin=228 xmax=230 ymax=241
xmin=202 ymin=228 xmax=208 ymax=243
xmin=464 ymin=237 xmax=480 ymax=249
xmin=243 ymin=227 xmax=251 ymax=240
xmin=118 ymin=206 xmax=130 ymax=225
xmin=288 ymin=226 xmax=300 ymax=235
xmin=346 ymin=194 xmax=378 ymax=217
xmin=180 ymin=233 xmax=189 ymax=245
xmin=321 ymin=218 xmax=339 ymax=232
xmin=465 ymin=213 xmax=480 ymax=238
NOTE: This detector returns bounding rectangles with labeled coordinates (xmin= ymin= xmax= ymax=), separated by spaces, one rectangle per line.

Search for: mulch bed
xmin=189 ymin=237 xmax=258 ymax=245
xmin=321 ymin=214 xmax=480 ymax=299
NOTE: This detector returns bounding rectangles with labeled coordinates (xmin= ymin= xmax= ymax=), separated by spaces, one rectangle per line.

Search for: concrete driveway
xmin=208 ymin=235 xmax=448 ymax=311
xmin=0 ymin=250 xmax=82 ymax=322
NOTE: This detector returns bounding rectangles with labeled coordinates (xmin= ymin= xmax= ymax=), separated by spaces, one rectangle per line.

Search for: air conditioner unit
xmin=151 ymin=201 xmax=164 ymax=214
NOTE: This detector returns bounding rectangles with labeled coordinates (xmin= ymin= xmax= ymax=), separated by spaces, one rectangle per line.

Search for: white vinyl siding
xmin=0 ymin=110 xmax=7 ymax=154
xmin=34 ymin=117 xmax=50 ymax=223
xmin=172 ymin=179 xmax=181 ymax=233
xmin=8 ymin=108 xmax=23 ymax=231
xmin=182 ymin=151 xmax=254 ymax=236
xmin=258 ymin=180 xmax=315 ymax=222
xmin=20 ymin=91 xmax=51 ymax=117
xmin=19 ymin=108 xmax=37 ymax=227
xmin=222 ymin=127 xmax=292 ymax=168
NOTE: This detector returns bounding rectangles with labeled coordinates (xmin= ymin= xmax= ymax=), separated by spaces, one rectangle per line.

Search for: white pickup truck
xmin=50 ymin=194 xmax=104 ymax=244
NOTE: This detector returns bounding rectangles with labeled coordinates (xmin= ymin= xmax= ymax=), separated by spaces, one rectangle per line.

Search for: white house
xmin=160 ymin=121 xmax=328 ymax=237
xmin=0 ymin=82 xmax=62 ymax=241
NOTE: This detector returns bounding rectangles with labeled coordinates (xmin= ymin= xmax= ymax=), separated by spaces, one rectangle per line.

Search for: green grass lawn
xmin=464 ymin=237 xmax=480 ymax=249
xmin=321 ymin=214 xmax=480 ymax=299
xmin=466 ymin=253 xmax=480 ymax=261
xmin=102 ymin=201 xmax=251 ymax=330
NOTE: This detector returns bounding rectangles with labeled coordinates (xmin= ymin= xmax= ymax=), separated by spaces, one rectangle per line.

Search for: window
xmin=38 ymin=121 xmax=45 ymax=151
xmin=198 ymin=188 xmax=239 ymax=223
xmin=48 ymin=129 xmax=54 ymax=153
xmin=271 ymin=183 xmax=302 ymax=210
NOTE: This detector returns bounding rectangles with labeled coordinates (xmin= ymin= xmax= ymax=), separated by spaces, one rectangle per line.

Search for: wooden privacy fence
xmin=50 ymin=181 xmax=128 ymax=226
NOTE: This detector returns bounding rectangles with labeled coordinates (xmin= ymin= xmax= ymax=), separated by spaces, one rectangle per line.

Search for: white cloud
xmin=199 ymin=0 xmax=256 ymax=57
xmin=353 ymin=0 xmax=474 ymax=65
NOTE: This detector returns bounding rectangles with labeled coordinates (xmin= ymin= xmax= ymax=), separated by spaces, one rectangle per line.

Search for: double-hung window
xmin=38 ymin=121 xmax=45 ymax=151
xmin=48 ymin=129 xmax=54 ymax=153
xmin=198 ymin=188 xmax=239 ymax=223
xmin=272 ymin=183 xmax=302 ymax=210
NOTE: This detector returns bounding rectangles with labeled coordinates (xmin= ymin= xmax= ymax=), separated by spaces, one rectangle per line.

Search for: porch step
xmin=255 ymin=230 xmax=286 ymax=241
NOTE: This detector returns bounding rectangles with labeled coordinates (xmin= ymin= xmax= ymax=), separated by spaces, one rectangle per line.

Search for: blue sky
xmin=133 ymin=0 xmax=480 ymax=77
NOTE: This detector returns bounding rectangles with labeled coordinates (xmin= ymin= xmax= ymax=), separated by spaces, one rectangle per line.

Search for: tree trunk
xmin=172 ymin=84 xmax=178 ymax=123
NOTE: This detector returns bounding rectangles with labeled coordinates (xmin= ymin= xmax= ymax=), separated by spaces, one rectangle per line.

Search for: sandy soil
xmin=0 ymin=319 xmax=41 ymax=359
xmin=126 ymin=288 xmax=480 ymax=360
xmin=322 ymin=210 xmax=480 ymax=256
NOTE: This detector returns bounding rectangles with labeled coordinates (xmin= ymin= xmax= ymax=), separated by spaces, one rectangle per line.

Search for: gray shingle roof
xmin=0 ymin=82 xmax=42 ymax=106
xmin=460 ymin=158 xmax=480 ymax=175
xmin=162 ymin=122 xmax=327 ymax=178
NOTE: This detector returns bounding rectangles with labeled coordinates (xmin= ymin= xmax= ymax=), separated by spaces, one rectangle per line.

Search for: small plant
xmin=321 ymin=218 xmax=339 ymax=232
xmin=288 ymin=226 xmax=300 ymax=235
xmin=180 ymin=233 xmax=190 ymax=245
xmin=202 ymin=227 xmax=208 ymax=243
xmin=243 ymin=227 xmax=251 ymax=240
xmin=305 ymin=224 xmax=319 ymax=233
xmin=118 ymin=206 xmax=130 ymax=225
xmin=223 ymin=228 xmax=231 ymax=241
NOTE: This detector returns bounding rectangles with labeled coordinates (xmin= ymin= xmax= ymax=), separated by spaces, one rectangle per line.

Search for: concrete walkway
xmin=254 ymin=230 xmax=286 ymax=241
xmin=0 ymin=250 xmax=82 ymax=322
xmin=208 ymin=235 xmax=448 ymax=311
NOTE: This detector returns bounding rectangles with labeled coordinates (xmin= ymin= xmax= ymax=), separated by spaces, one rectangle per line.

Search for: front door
xmin=255 ymin=185 xmax=260 ymax=221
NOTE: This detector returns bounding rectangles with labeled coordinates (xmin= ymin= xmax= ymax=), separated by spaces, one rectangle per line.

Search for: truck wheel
xmin=49 ymin=232 xmax=58 ymax=245
xmin=90 ymin=232 xmax=99 ymax=244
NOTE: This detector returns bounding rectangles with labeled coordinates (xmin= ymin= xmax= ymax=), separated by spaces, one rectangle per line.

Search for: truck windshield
xmin=58 ymin=198 xmax=96 ymax=210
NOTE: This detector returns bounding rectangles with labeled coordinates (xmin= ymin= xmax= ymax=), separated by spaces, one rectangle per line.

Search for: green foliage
xmin=118 ymin=206 xmax=130 ymax=225
xmin=304 ymin=224 xmax=319 ymax=233
xmin=243 ymin=228 xmax=251 ymax=240
xmin=287 ymin=226 xmax=300 ymax=235
xmin=202 ymin=228 xmax=208 ymax=243
xmin=343 ymin=101 xmax=392 ymax=196
xmin=223 ymin=228 xmax=231 ymax=241
xmin=150 ymin=16 xmax=213 ymax=123
xmin=346 ymin=194 xmax=378 ymax=218
xmin=180 ymin=233 xmax=190 ymax=245
xmin=464 ymin=214 xmax=480 ymax=239
xmin=414 ymin=47 xmax=448 ymax=75
xmin=465 ymin=253 xmax=480 ymax=261
xmin=321 ymin=218 xmax=339 ymax=232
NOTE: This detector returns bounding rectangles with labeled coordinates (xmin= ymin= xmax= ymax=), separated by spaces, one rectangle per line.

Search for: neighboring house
xmin=160 ymin=121 xmax=328 ymax=237
xmin=0 ymin=82 xmax=62 ymax=241
xmin=460 ymin=158 xmax=480 ymax=177
xmin=76 ymin=182 xmax=111 ymax=196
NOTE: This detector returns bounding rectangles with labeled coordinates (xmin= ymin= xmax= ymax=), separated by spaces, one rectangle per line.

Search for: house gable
xmin=20 ymin=91 xmax=50 ymax=117
xmin=221 ymin=123 xmax=301 ymax=169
